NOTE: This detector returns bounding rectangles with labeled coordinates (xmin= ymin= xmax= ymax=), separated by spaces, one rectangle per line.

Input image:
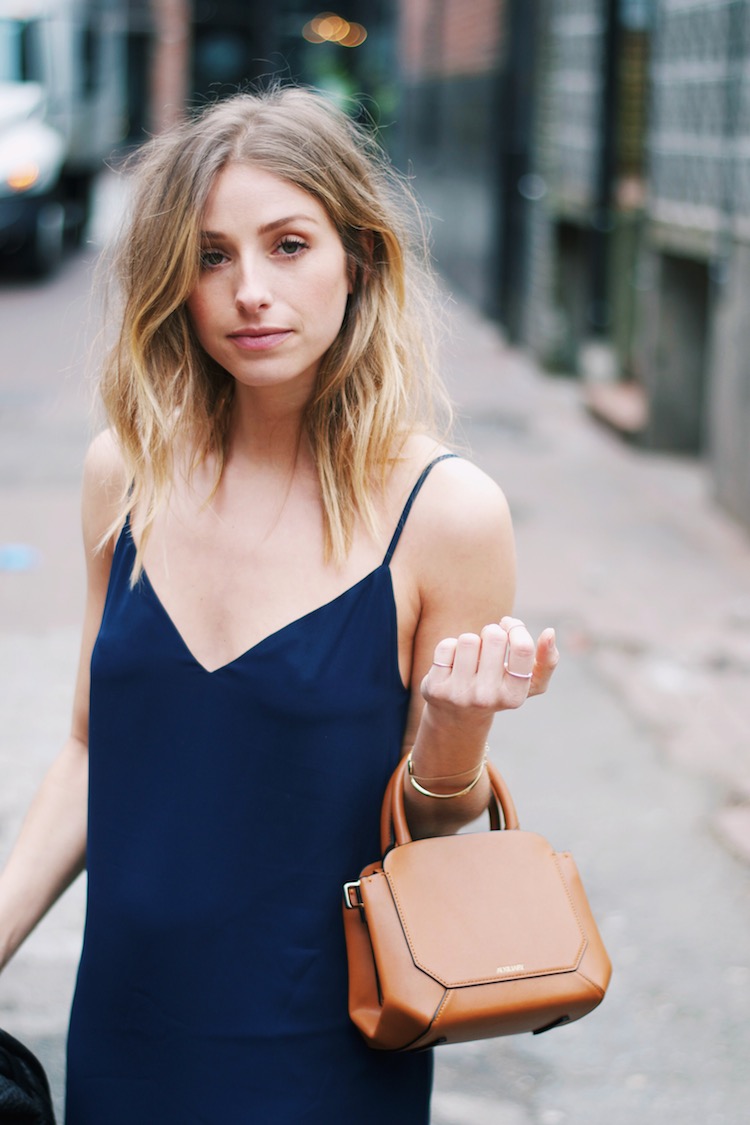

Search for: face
xmin=186 ymin=163 xmax=352 ymax=398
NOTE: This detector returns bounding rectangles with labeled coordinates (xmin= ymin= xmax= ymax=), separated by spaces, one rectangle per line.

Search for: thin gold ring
xmin=432 ymin=660 xmax=453 ymax=668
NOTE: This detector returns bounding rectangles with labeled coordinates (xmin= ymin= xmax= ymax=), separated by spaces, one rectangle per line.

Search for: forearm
xmin=0 ymin=737 xmax=88 ymax=971
xmin=403 ymin=705 xmax=493 ymax=838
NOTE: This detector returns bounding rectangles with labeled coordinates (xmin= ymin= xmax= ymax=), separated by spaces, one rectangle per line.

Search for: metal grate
xmin=648 ymin=0 xmax=750 ymax=239
xmin=547 ymin=1 xmax=607 ymax=211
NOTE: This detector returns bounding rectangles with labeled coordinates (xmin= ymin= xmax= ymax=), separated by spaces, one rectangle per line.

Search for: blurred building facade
xmin=122 ymin=1 xmax=397 ymax=141
xmin=119 ymin=0 xmax=750 ymax=533
xmin=396 ymin=0 xmax=750 ymax=534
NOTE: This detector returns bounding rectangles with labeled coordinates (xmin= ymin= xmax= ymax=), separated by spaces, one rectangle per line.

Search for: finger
xmin=528 ymin=628 xmax=559 ymax=697
xmin=451 ymin=632 xmax=482 ymax=678
xmin=421 ymin=637 xmax=458 ymax=700
xmin=429 ymin=637 xmax=458 ymax=677
xmin=500 ymin=617 xmax=535 ymax=681
xmin=476 ymin=623 xmax=506 ymax=684
xmin=500 ymin=616 xmax=526 ymax=632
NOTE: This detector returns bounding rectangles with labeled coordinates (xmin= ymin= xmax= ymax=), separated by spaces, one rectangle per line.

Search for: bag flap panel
xmin=382 ymin=831 xmax=587 ymax=987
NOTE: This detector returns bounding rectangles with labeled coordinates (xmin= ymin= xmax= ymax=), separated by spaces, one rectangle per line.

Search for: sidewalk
xmin=441 ymin=299 xmax=750 ymax=864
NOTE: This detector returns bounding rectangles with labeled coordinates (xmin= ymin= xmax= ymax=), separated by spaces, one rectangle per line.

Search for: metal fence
xmin=648 ymin=0 xmax=750 ymax=242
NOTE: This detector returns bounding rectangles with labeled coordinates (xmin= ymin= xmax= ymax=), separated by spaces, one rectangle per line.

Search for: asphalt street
xmin=1 ymin=173 xmax=749 ymax=1124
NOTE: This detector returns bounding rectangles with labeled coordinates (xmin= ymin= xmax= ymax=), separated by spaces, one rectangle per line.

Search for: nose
xmin=234 ymin=255 xmax=272 ymax=312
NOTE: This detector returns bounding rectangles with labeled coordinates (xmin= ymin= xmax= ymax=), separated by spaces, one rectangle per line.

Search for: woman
xmin=0 ymin=87 xmax=557 ymax=1122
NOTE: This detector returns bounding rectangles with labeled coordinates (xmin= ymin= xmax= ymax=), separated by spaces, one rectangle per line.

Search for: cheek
xmin=316 ymin=277 xmax=350 ymax=346
xmin=184 ymin=290 xmax=217 ymax=351
xmin=183 ymin=294 xmax=228 ymax=371
xmin=322 ymin=258 xmax=353 ymax=321
xmin=185 ymin=290 xmax=206 ymax=329
xmin=299 ymin=256 xmax=349 ymax=342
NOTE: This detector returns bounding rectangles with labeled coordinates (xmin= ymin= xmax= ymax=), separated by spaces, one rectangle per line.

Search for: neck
xmin=228 ymin=382 xmax=310 ymax=468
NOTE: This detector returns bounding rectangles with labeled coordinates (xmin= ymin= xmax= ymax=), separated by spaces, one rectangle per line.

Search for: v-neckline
xmin=114 ymin=453 xmax=455 ymax=678
xmin=136 ymin=547 xmax=390 ymax=676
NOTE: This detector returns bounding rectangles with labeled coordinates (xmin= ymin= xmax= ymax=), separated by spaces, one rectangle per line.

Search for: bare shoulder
xmin=81 ymin=428 xmax=128 ymax=554
xmin=391 ymin=437 xmax=517 ymax=628
xmin=428 ymin=455 xmax=510 ymax=528
xmin=396 ymin=436 xmax=513 ymax=553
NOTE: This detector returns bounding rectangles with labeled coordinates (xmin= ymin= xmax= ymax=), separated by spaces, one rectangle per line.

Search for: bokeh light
xmin=302 ymin=12 xmax=368 ymax=48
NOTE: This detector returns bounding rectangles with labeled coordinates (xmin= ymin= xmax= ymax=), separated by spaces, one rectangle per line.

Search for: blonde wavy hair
xmin=99 ymin=85 xmax=451 ymax=572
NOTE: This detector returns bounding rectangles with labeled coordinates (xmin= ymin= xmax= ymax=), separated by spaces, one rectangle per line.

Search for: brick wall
xmin=400 ymin=0 xmax=504 ymax=80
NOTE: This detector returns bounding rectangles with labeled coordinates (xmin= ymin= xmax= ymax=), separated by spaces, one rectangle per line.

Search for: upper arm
xmin=397 ymin=458 xmax=517 ymax=746
xmin=68 ymin=430 xmax=127 ymax=747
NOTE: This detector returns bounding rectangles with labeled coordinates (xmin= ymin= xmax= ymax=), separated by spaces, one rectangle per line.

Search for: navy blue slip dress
xmin=65 ymin=455 xmax=455 ymax=1124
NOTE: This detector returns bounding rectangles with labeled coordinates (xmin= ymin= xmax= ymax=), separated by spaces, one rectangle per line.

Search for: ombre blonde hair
xmin=99 ymin=85 xmax=451 ymax=571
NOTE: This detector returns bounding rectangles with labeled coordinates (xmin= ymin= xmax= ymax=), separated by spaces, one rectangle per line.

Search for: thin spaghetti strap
xmin=382 ymin=453 xmax=459 ymax=566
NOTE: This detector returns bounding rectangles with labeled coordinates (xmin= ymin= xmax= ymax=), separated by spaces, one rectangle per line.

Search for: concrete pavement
xmin=1 ymin=177 xmax=750 ymax=1121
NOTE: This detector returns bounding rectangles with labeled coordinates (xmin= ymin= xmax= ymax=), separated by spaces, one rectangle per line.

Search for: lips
xmin=227 ymin=327 xmax=292 ymax=351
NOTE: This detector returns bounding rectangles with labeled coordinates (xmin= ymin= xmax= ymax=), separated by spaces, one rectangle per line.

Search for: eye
xmin=275 ymin=236 xmax=308 ymax=257
xmin=199 ymin=247 xmax=228 ymax=269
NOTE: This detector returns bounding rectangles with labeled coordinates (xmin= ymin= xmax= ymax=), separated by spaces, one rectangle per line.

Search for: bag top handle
xmin=381 ymin=755 xmax=520 ymax=853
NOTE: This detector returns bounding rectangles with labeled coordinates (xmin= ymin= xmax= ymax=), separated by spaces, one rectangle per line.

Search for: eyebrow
xmin=259 ymin=214 xmax=321 ymax=234
xmin=199 ymin=214 xmax=321 ymax=240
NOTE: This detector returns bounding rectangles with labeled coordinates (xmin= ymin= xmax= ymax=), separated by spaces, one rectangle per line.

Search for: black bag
xmin=0 ymin=1029 xmax=56 ymax=1124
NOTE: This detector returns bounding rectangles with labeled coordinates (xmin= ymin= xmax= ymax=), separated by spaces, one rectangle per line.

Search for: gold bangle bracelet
xmin=407 ymin=750 xmax=488 ymax=800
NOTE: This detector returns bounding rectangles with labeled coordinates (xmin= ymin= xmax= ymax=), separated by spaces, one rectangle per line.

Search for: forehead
xmin=201 ymin=163 xmax=330 ymax=227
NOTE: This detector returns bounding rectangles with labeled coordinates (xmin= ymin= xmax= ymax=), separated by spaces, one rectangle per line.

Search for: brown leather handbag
xmin=342 ymin=756 xmax=611 ymax=1051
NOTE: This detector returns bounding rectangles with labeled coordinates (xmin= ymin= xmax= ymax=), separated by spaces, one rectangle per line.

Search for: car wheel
xmin=24 ymin=200 xmax=66 ymax=277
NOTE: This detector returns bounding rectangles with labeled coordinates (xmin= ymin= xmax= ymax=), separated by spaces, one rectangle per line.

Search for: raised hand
xmin=421 ymin=617 xmax=558 ymax=719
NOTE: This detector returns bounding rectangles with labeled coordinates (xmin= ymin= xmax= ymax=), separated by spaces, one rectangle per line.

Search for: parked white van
xmin=0 ymin=0 xmax=125 ymax=274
